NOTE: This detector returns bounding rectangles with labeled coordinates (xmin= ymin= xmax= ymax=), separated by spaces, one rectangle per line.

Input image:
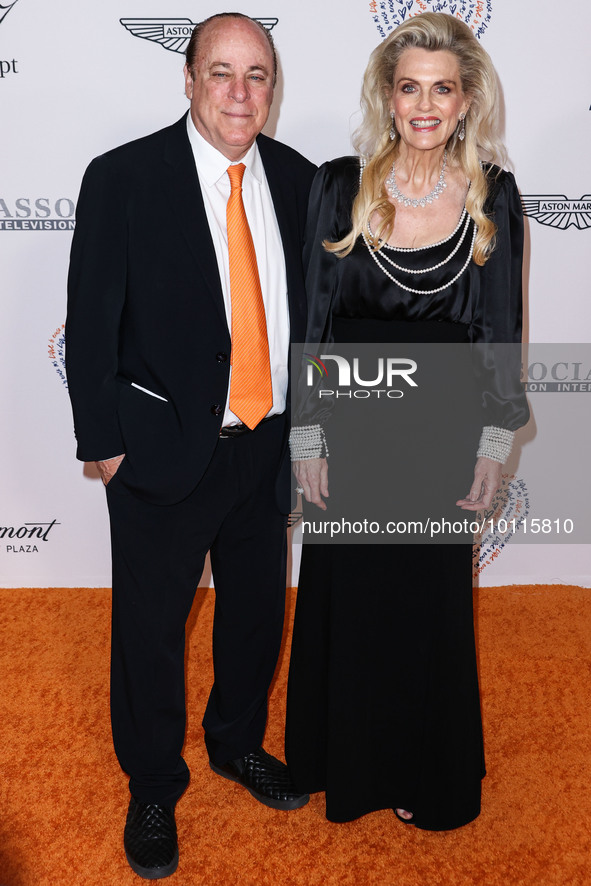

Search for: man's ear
xmin=183 ymin=64 xmax=193 ymax=100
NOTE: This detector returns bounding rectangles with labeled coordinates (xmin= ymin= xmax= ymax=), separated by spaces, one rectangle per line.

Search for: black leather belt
xmin=219 ymin=414 xmax=281 ymax=438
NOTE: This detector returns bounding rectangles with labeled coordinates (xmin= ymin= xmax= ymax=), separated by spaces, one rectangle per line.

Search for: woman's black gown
xmin=285 ymin=158 xmax=528 ymax=831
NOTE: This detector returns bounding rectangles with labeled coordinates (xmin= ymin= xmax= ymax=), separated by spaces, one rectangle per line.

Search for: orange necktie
xmin=226 ymin=163 xmax=273 ymax=429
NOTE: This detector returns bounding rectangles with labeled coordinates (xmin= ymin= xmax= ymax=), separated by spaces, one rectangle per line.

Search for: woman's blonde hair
xmin=328 ymin=13 xmax=506 ymax=265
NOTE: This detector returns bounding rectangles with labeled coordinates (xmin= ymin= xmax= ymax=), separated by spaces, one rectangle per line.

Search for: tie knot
xmin=227 ymin=163 xmax=246 ymax=190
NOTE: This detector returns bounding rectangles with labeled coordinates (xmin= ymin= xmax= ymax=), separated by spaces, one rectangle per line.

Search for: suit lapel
xmin=160 ymin=121 xmax=306 ymax=339
xmin=162 ymin=115 xmax=227 ymax=326
xmin=258 ymin=135 xmax=307 ymax=343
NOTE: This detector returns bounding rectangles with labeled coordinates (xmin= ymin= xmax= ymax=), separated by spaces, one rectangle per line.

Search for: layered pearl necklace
xmin=357 ymin=158 xmax=476 ymax=295
xmin=386 ymin=150 xmax=448 ymax=208
xmin=362 ymin=208 xmax=477 ymax=296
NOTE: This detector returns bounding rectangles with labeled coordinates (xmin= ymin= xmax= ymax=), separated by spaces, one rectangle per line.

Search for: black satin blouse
xmin=300 ymin=156 xmax=529 ymax=431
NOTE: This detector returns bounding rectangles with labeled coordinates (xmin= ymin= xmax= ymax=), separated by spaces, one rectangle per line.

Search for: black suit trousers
xmin=105 ymin=415 xmax=288 ymax=805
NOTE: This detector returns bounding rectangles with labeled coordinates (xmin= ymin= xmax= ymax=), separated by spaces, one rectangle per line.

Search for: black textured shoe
xmin=210 ymin=747 xmax=310 ymax=811
xmin=123 ymin=797 xmax=179 ymax=880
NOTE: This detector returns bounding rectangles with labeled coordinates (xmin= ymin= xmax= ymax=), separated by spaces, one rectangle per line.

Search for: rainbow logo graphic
xmin=304 ymin=353 xmax=328 ymax=375
xmin=304 ymin=353 xmax=328 ymax=386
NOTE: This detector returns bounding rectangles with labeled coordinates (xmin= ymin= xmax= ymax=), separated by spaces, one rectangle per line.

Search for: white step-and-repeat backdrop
xmin=1 ymin=0 xmax=589 ymax=588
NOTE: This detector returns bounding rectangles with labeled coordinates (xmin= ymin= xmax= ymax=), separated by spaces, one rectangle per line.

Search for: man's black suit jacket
xmin=66 ymin=114 xmax=316 ymax=506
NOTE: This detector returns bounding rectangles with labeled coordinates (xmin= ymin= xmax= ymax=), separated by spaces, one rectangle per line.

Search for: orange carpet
xmin=0 ymin=584 xmax=589 ymax=886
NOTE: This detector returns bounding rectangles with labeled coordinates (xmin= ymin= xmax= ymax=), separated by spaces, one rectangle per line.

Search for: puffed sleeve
xmin=471 ymin=167 xmax=529 ymax=432
xmin=303 ymin=157 xmax=359 ymax=343
xmin=292 ymin=158 xmax=359 ymax=436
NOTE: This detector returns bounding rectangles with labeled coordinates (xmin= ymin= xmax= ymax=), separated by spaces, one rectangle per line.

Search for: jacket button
xmin=216 ymin=352 xmax=228 ymax=363
xmin=211 ymin=404 xmax=223 ymax=416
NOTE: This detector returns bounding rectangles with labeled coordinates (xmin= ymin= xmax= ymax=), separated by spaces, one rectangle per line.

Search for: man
xmin=66 ymin=13 xmax=316 ymax=880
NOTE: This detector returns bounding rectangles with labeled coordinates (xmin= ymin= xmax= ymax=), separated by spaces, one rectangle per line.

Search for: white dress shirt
xmin=186 ymin=114 xmax=289 ymax=426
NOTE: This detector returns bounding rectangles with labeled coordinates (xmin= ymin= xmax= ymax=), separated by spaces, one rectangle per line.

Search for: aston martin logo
xmin=120 ymin=17 xmax=279 ymax=55
xmin=0 ymin=0 xmax=19 ymax=25
xmin=520 ymin=196 xmax=591 ymax=231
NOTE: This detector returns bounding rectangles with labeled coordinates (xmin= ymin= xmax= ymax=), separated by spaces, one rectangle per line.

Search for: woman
xmin=286 ymin=13 xmax=528 ymax=831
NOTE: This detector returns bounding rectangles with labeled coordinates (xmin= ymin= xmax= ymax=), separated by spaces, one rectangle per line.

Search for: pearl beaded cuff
xmin=289 ymin=425 xmax=329 ymax=460
xmin=477 ymin=426 xmax=514 ymax=464
xmin=290 ymin=425 xmax=512 ymax=463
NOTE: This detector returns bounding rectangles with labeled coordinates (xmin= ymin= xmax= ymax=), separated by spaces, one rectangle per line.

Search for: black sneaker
xmin=210 ymin=747 xmax=310 ymax=810
xmin=123 ymin=797 xmax=179 ymax=880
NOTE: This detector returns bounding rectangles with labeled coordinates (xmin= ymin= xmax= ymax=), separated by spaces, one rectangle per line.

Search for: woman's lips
xmin=410 ymin=117 xmax=442 ymax=131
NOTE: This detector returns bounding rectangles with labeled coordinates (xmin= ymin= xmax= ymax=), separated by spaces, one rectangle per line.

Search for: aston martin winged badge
xmin=120 ymin=17 xmax=279 ymax=55
xmin=520 ymin=196 xmax=591 ymax=230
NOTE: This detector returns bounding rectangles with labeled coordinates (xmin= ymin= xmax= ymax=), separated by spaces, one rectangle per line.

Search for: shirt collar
xmin=186 ymin=112 xmax=263 ymax=187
